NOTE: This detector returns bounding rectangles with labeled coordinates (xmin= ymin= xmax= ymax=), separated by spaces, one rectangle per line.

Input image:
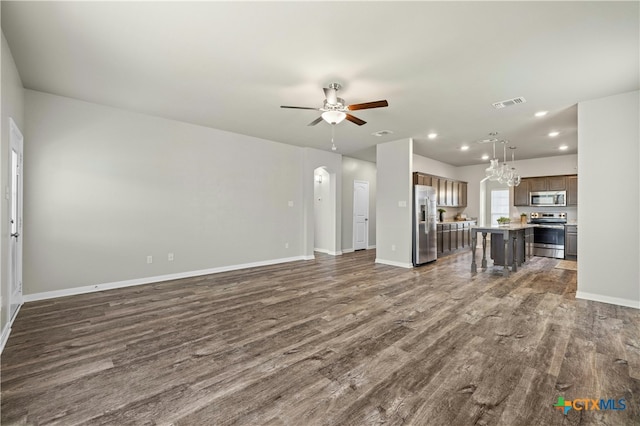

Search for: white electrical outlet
xmin=147 ymin=255 xmax=153 ymax=264
xmin=288 ymin=201 xmax=294 ymax=207
xmin=391 ymin=245 xmax=396 ymax=251
xmin=398 ymin=201 xmax=407 ymax=207
xmin=168 ymin=253 xmax=174 ymax=261
xmin=285 ymin=242 xmax=289 ymax=249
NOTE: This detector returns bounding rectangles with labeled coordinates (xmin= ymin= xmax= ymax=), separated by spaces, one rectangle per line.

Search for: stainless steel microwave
xmin=530 ymin=191 xmax=566 ymax=207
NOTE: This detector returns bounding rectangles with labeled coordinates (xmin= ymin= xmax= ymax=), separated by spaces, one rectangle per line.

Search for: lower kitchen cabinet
xmin=565 ymin=225 xmax=577 ymax=260
xmin=437 ymin=221 xmax=475 ymax=257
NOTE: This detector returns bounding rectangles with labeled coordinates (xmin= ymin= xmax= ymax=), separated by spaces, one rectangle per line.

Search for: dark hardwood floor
xmin=2 ymin=250 xmax=639 ymax=425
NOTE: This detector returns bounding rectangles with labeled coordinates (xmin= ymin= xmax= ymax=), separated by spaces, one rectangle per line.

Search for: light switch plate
xmin=398 ymin=201 xmax=407 ymax=207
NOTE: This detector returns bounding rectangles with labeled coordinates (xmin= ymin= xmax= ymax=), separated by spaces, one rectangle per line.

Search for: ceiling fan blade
xmin=307 ymin=116 xmax=324 ymax=126
xmin=281 ymin=106 xmax=321 ymax=110
xmin=347 ymin=100 xmax=389 ymax=111
xmin=345 ymin=114 xmax=366 ymax=126
xmin=323 ymin=87 xmax=338 ymax=105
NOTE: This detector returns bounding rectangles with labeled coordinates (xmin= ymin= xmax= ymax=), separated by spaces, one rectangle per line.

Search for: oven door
xmin=533 ymin=226 xmax=565 ymax=258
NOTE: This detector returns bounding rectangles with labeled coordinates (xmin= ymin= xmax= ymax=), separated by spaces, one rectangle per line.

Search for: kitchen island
xmin=471 ymin=224 xmax=535 ymax=276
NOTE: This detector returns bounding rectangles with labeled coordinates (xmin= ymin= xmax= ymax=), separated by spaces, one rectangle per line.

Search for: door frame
xmin=352 ymin=180 xmax=369 ymax=251
xmin=8 ymin=117 xmax=24 ymax=323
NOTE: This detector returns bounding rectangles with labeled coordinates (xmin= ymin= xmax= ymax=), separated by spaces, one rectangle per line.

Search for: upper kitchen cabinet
xmin=438 ymin=179 xmax=447 ymax=205
xmin=528 ymin=177 xmax=547 ymax=192
xmin=513 ymin=174 xmax=578 ymax=207
xmin=513 ymin=179 xmax=530 ymax=206
xmin=529 ymin=176 xmax=567 ymax=192
xmin=567 ymin=175 xmax=578 ymax=205
xmin=412 ymin=172 xmax=467 ymax=207
xmin=547 ymin=176 xmax=567 ymax=191
xmin=458 ymin=181 xmax=467 ymax=207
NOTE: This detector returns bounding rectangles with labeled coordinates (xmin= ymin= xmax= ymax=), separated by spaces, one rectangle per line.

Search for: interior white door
xmin=9 ymin=118 xmax=24 ymax=322
xmin=353 ymin=180 xmax=369 ymax=251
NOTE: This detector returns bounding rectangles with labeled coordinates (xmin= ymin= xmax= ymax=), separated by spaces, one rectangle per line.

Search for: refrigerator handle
xmin=424 ymin=197 xmax=430 ymax=234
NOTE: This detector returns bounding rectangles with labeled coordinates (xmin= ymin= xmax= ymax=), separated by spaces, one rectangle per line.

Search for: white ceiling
xmin=2 ymin=1 xmax=638 ymax=166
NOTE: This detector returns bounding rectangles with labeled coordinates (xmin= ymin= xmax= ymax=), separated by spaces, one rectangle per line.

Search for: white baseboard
xmin=1 ymin=325 xmax=11 ymax=354
xmin=1 ymin=304 xmax=21 ymax=354
xmin=576 ymin=291 xmax=640 ymax=309
xmin=342 ymin=246 xmax=374 ymax=254
xmin=374 ymin=258 xmax=414 ymax=269
xmin=23 ymin=255 xmax=310 ymax=303
xmin=314 ymin=249 xmax=342 ymax=256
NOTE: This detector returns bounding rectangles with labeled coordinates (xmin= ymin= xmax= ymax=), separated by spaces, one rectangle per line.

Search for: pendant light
xmin=483 ymin=135 xmax=520 ymax=186
xmin=484 ymin=132 xmax=501 ymax=181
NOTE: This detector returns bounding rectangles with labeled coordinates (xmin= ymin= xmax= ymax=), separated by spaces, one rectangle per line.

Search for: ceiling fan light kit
xmin=321 ymin=110 xmax=347 ymax=125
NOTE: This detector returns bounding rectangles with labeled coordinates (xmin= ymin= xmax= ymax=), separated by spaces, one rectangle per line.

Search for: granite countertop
xmin=472 ymin=223 xmax=536 ymax=231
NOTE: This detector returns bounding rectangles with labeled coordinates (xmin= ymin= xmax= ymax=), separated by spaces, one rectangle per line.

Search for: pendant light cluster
xmin=484 ymin=137 xmax=521 ymax=187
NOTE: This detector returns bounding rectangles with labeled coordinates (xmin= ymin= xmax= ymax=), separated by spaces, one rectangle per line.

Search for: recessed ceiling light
xmin=559 ymin=145 xmax=568 ymax=150
xmin=428 ymin=133 xmax=438 ymax=139
xmin=548 ymin=131 xmax=560 ymax=137
xmin=535 ymin=111 xmax=548 ymax=117
xmin=481 ymin=154 xmax=489 ymax=160
xmin=460 ymin=145 xmax=469 ymax=151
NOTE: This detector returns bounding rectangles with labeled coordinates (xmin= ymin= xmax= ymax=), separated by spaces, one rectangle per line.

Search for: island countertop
xmin=472 ymin=224 xmax=536 ymax=232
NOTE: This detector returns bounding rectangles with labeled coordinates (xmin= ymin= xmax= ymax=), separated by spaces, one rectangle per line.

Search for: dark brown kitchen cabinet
xmin=548 ymin=176 xmax=566 ymax=191
xmin=567 ymin=176 xmax=578 ymax=205
xmin=447 ymin=180 xmax=456 ymax=206
xmin=431 ymin=176 xmax=440 ymax=198
xmin=529 ymin=175 xmax=567 ymax=192
xmin=437 ymin=223 xmax=449 ymax=254
xmin=412 ymin=172 xmax=468 ymax=208
xmin=458 ymin=182 xmax=467 ymax=207
xmin=513 ymin=174 xmax=577 ymax=207
xmin=514 ymin=179 xmax=530 ymax=206
xmin=438 ymin=179 xmax=447 ymax=205
xmin=437 ymin=221 xmax=475 ymax=257
xmin=565 ymin=225 xmax=577 ymax=260
xmin=528 ymin=178 xmax=548 ymax=192
xmin=449 ymin=223 xmax=458 ymax=250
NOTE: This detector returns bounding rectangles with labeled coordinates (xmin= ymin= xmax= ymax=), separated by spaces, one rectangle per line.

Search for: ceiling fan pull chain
xmin=331 ymin=124 xmax=337 ymax=151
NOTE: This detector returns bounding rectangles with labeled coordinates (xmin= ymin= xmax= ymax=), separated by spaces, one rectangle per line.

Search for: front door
xmin=353 ymin=180 xmax=369 ymax=251
xmin=9 ymin=118 xmax=23 ymax=321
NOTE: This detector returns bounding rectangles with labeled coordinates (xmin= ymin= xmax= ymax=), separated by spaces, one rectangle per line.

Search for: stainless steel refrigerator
xmin=413 ymin=185 xmax=437 ymax=265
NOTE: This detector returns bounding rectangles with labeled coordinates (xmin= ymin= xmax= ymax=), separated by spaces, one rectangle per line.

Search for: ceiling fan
xmin=281 ymin=83 xmax=388 ymax=126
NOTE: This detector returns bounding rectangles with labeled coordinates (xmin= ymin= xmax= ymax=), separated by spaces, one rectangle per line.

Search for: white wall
xmin=412 ymin=154 xmax=459 ymax=179
xmin=24 ymin=90 xmax=307 ymax=296
xmin=1 ymin=31 xmax=24 ymax=336
xmin=577 ymin=90 xmax=639 ymax=308
xmin=342 ymin=156 xmax=376 ymax=251
xmin=376 ymin=138 xmax=413 ymax=268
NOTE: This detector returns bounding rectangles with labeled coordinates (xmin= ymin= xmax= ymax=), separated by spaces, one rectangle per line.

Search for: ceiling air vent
xmin=372 ymin=130 xmax=393 ymax=137
xmin=492 ymin=97 xmax=527 ymax=109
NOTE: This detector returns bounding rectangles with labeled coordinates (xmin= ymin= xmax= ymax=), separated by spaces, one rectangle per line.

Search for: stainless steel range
xmin=530 ymin=212 xmax=566 ymax=259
